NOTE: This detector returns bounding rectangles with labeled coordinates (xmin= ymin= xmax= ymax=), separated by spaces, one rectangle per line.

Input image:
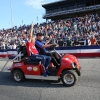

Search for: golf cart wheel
xmin=13 ymin=69 xmax=24 ymax=82
xmin=61 ymin=70 xmax=78 ymax=87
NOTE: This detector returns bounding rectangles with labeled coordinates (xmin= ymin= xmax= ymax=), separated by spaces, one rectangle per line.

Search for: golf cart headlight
xmin=71 ymin=63 xmax=76 ymax=68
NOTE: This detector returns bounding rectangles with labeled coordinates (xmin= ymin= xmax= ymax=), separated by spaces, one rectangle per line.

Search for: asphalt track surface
xmin=0 ymin=58 xmax=100 ymax=100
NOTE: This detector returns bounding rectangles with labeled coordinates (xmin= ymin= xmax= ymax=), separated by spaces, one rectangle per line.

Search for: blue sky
xmin=0 ymin=0 xmax=60 ymax=29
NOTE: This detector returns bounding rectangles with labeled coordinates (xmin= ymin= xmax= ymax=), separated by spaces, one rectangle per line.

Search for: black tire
xmin=61 ymin=70 xmax=78 ymax=87
xmin=12 ymin=69 xmax=24 ymax=82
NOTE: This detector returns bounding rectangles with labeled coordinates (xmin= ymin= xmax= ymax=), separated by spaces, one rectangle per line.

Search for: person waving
xmin=26 ymin=22 xmax=51 ymax=76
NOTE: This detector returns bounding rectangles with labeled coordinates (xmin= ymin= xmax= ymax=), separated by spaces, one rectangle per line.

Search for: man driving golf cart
xmin=35 ymin=33 xmax=60 ymax=69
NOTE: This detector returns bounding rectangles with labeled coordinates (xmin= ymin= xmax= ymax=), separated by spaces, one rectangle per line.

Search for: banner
xmin=0 ymin=45 xmax=100 ymax=58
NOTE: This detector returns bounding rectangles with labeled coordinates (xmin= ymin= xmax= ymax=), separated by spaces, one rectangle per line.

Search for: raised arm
xmin=29 ymin=22 xmax=34 ymax=41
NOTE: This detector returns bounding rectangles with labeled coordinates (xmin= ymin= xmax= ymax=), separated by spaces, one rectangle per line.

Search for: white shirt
xmin=84 ymin=39 xmax=91 ymax=46
xmin=12 ymin=44 xmax=16 ymax=49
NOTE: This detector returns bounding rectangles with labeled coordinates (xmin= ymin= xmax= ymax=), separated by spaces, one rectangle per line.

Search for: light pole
xmin=37 ymin=16 xmax=38 ymax=24
xmin=10 ymin=0 xmax=13 ymax=28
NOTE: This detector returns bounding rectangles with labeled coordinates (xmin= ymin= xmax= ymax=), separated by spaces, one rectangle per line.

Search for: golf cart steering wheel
xmin=47 ymin=44 xmax=56 ymax=51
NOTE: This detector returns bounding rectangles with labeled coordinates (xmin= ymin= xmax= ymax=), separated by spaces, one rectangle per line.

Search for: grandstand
xmin=42 ymin=0 xmax=100 ymax=20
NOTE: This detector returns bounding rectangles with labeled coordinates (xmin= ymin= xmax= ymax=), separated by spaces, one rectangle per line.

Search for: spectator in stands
xmin=90 ymin=35 xmax=98 ymax=45
xmin=0 ymin=41 xmax=5 ymax=49
xmin=20 ymin=40 xmax=26 ymax=46
xmin=12 ymin=43 xmax=17 ymax=49
xmin=57 ymin=38 xmax=64 ymax=47
xmin=73 ymin=38 xmax=80 ymax=46
xmin=0 ymin=13 xmax=100 ymax=48
xmin=49 ymin=33 xmax=57 ymax=44
xmin=84 ymin=37 xmax=91 ymax=46
xmin=66 ymin=37 xmax=72 ymax=46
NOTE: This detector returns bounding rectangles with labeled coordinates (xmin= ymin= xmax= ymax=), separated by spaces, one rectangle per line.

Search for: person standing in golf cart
xmin=26 ymin=22 xmax=51 ymax=76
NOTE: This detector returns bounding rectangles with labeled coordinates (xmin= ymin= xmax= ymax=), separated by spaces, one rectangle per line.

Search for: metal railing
xmin=43 ymin=4 xmax=100 ymax=18
xmin=1 ymin=52 xmax=22 ymax=71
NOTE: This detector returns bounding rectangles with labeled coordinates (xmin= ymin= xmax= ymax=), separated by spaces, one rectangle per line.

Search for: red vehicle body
xmin=10 ymin=53 xmax=81 ymax=87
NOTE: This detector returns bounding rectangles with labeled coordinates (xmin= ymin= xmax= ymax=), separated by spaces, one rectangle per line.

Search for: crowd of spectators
xmin=0 ymin=13 xmax=100 ymax=50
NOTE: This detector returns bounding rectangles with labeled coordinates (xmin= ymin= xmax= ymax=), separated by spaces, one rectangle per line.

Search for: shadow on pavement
xmin=0 ymin=71 xmax=67 ymax=88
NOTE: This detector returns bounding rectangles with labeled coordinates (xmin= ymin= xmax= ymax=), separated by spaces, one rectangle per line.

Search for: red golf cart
xmin=9 ymin=46 xmax=81 ymax=87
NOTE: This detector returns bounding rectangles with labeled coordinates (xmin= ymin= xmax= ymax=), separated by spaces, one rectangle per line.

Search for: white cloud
xmin=26 ymin=0 xmax=43 ymax=9
xmin=25 ymin=0 xmax=60 ymax=9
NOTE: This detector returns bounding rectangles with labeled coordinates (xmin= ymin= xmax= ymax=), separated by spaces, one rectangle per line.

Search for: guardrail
xmin=0 ymin=49 xmax=17 ymax=58
xmin=0 ymin=45 xmax=100 ymax=58
xmin=56 ymin=45 xmax=100 ymax=57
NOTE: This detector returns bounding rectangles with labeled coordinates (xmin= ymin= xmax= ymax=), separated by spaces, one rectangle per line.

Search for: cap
xmin=21 ymin=40 xmax=25 ymax=43
xmin=36 ymin=33 xmax=44 ymax=36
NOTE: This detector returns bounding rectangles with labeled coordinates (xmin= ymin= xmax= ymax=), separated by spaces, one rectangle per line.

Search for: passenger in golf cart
xmin=26 ymin=22 xmax=52 ymax=76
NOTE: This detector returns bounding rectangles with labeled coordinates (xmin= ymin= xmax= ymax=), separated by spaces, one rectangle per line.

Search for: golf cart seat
xmin=8 ymin=45 xmax=28 ymax=60
xmin=9 ymin=45 xmax=42 ymax=64
xmin=24 ymin=56 xmax=41 ymax=65
xmin=18 ymin=45 xmax=42 ymax=65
